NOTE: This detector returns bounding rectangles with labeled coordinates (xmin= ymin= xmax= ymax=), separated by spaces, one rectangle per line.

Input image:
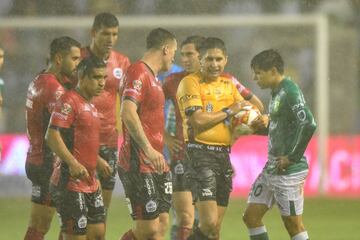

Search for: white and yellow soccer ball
xmin=232 ymin=105 xmax=261 ymax=135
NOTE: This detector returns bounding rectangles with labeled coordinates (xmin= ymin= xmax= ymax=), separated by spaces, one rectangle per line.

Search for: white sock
xmin=249 ymin=226 xmax=267 ymax=236
xmin=292 ymin=231 xmax=309 ymax=240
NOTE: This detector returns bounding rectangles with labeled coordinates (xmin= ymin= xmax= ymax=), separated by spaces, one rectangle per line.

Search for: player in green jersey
xmin=243 ymin=49 xmax=316 ymax=240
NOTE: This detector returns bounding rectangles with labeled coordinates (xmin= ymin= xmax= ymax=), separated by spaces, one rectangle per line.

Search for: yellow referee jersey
xmin=177 ymin=71 xmax=243 ymax=146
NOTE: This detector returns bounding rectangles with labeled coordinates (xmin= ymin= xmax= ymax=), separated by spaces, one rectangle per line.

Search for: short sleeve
xmin=122 ymin=67 xmax=147 ymax=105
xmin=177 ymin=76 xmax=202 ymax=113
xmin=49 ymin=94 xmax=76 ymax=129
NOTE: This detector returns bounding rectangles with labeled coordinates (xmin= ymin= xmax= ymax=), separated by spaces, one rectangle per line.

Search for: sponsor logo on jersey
xmin=145 ymin=200 xmax=157 ymax=213
xmin=26 ymin=99 xmax=33 ymax=109
xmin=179 ymin=94 xmax=200 ymax=102
xmin=113 ymin=67 xmax=123 ymax=79
xmin=53 ymin=112 xmax=68 ymax=120
xmin=94 ymin=194 xmax=104 ymax=208
xmin=132 ymin=79 xmax=142 ymax=91
xmin=124 ymin=88 xmax=140 ymax=95
xmin=214 ymin=88 xmax=222 ymax=96
xmin=272 ymin=95 xmax=281 ymax=113
xmin=54 ymin=89 xmax=63 ymax=100
xmin=78 ymin=215 xmax=87 ymax=229
xmin=205 ymin=103 xmax=213 ymax=112
xmin=61 ymin=103 xmax=72 ymax=115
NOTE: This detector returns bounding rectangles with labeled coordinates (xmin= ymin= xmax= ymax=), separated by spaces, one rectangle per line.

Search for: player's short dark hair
xmin=181 ymin=35 xmax=206 ymax=53
xmin=77 ymin=56 xmax=106 ymax=79
xmin=199 ymin=37 xmax=227 ymax=57
xmin=92 ymin=12 xmax=119 ymax=30
xmin=146 ymin=28 xmax=176 ymax=50
xmin=49 ymin=36 xmax=81 ymax=61
xmin=251 ymin=49 xmax=284 ymax=74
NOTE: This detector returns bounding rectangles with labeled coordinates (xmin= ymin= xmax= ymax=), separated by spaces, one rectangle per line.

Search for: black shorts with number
xmin=118 ymin=167 xmax=172 ymax=220
xmin=185 ymin=142 xmax=234 ymax=207
xmin=171 ymin=158 xmax=191 ymax=192
xmin=25 ymin=161 xmax=55 ymax=207
xmin=98 ymin=146 xmax=118 ymax=190
xmin=50 ymin=185 xmax=105 ymax=235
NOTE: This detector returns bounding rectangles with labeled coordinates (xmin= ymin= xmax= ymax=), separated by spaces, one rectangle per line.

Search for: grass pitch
xmin=1 ymin=197 xmax=359 ymax=239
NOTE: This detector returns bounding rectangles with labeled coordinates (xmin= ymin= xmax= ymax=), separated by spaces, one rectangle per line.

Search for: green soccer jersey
xmin=265 ymin=77 xmax=317 ymax=175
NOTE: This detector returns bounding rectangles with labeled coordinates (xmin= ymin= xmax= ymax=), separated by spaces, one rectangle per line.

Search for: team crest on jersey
xmin=132 ymin=79 xmax=142 ymax=91
xmin=113 ymin=67 xmax=123 ymax=79
xmin=78 ymin=215 xmax=87 ymax=229
xmin=297 ymin=110 xmax=306 ymax=121
xmin=205 ymin=103 xmax=213 ymax=112
xmin=61 ymin=103 xmax=72 ymax=115
xmin=145 ymin=200 xmax=157 ymax=213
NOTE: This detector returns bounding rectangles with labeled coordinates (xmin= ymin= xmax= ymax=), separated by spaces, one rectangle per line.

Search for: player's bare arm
xmin=121 ymin=99 xmax=165 ymax=173
xmin=164 ymin=130 xmax=183 ymax=156
xmin=249 ymin=94 xmax=264 ymax=113
xmin=45 ymin=128 xmax=89 ymax=179
xmin=97 ymin=155 xmax=112 ymax=178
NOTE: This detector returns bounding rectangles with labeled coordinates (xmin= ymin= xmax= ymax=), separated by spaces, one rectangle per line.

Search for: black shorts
xmin=118 ymin=167 xmax=172 ymax=220
xmin=25 ymin=161 xmax=55 ymax=207
xmin=185 ymin=142 xmax=234 ymax=207
xmin=50 ymin=185 xmax=105 ymax=235
xmin=171 ymin=159 xmax=191 ymax=192
xmin=98 ymin=146 xmax=118 ymax=190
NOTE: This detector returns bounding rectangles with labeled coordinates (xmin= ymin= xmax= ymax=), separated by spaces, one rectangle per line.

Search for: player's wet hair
xmin=251 ymin=49 xmax=284 ymax=74
xmin=92 ymin=12 xmax=119 ymax=30
xmin=181 ymin=35 xmax=206 ymax=53
xmin=77 ymin=56 xmax=106 ymax=79
xmin=199 ymin=37 xmax=227 ymax=57
xmin=146 ymin=28 xmax=176 ymax=50
xmin=49 ymin=36 xmax=81 ymax=61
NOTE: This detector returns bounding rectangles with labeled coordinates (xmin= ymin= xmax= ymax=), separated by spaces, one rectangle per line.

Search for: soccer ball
xmin=232 ymin=105 xmax=260 ymax=135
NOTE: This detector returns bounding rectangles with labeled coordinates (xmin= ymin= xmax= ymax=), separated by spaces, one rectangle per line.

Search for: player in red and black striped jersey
xmin=162 ymin=35 xmax=264 ymax=240
xmin=24 ymin=36 xmax=81 ymax=240
xmin=118 ymin=28 xmax=177 ymax=240
xmin=46 ymin=56 xmax=107 ymax=240
xmin=81 ymin=12 xmax=131 ymax=212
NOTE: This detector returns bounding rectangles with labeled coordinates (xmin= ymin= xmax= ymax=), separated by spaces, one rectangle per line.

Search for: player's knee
xmin=178 ymin=211 xmax=194 ymax=228
xmin=137 ymin=225 xmax=159 ymax=240
xmin=200 ymin=217 xmax=217 ymax=235
xmin=242 ymin=211 xmax=260 ymax=228
xmin=283 ymin=217 xmax=305 ymax=236
xmin=30 ymin=217 xmax=52 ymax=233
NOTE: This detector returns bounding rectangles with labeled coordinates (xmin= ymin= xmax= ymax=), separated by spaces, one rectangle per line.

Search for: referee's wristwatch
xmin=222 ymin=107 xmax=233 ymax=117
xmin=222 ymin=107 xmax=232 ymax=125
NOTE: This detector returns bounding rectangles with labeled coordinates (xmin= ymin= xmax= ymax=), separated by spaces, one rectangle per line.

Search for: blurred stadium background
xmin=0 ymin=0 xmax=359 ymax=239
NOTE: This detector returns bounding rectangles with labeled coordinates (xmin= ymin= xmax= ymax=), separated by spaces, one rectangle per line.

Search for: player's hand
xmin=250 ymin=114 xmax=269 ymax=132
xmin=276 ymin=155 xmax=292 ymax=174
xmin=228 ymin=101 xmax=252 ymax=116
xmin=143 ymin=145 xmax=166 ymax=174
xmin=164 ymin=132 xmax=183 ymax=157
xmin=97 ymin=156 xmax=112 ymax=178
xmin=69 ymin=160 xmax=89 ymax=180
